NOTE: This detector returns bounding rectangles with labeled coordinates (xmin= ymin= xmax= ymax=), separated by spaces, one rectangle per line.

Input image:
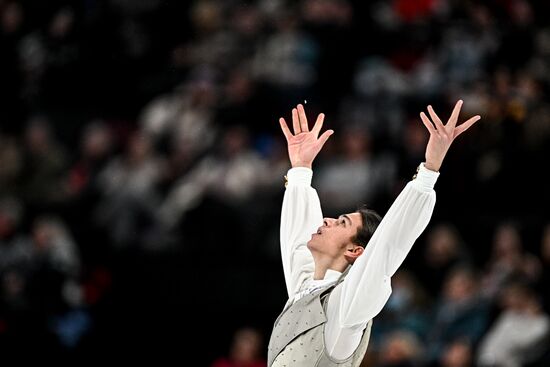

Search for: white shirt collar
xmin=305 ymin=269 xmax=342 ymax=292
xmin=289 ymin=269 xmax=344 ymax=305
xmin=323 ymin=269 xmax=342 ymax=281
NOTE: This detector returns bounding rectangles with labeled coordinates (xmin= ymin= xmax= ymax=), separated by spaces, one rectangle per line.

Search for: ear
xmin=344 ymin=245 xmax=364 ymax=264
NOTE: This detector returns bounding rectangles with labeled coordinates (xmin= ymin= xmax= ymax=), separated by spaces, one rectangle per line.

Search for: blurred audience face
xmin=379 ymin=332 xmax=421 ymax=366
xmin=191 ymin=0 xmax=222 ymax=34
xmin=222 ymin=127 xmax=249 ymax=156
xmin=1 ymin=1 xmax=23 ymax=33
xmin=187 ymin=80 xmax=218 ymax=108
xmin=441 ymin=340 xmax=473 ymax=367
xmin=469 ymin=4 xmax=493 ymax=28
xmin=302 ymin=0 xmax=352 ymax=25
xmin=225 ymin=70 xmax=253 ymax=103
xmin=426 ymin=225 xmax=460 ymax=267
xmin=405 ymin=121 xmax=428 ymax=156
xmin=229 ymin=327 xmax=262 ymax=363
xmin=25 ymin=117 xmax=52 ymax=154
xmin=386 ymin=271 xmax=415 ymax=313
xmin=232 ymin=6 xmax=261 ymax=36
xmin=49 ymin=8 xmax=74 ymax=39
xmin=0 ymin=197 xmax=22 ymax=239
xmin=341 ymin=129 xmax=370 ymax=160
xmin=82 ymin=122 xmax=112 ymax=160
xmin=32 ymin=218 xmax=55 ymax=250
xmin=510 ymin=0 xmax=533 ymax=26
xmin=494 ymin=69 xmax=512 ymax=97
xmin=517 ymin=73 xmax=540 ymax=101
xmin=493 ymin=223 xmax=521 ymax=259
xmin=128 ymin=133 xmax=152 ymax=163
xmin=444 ymin=268 xmax=476 ymax=303
xmin=0 ymin=212 xmax=14 ymax=239
xmin=2 ymin=271 xmax=25 ymax=299
xmin=499 ymin=282 xmax=540 ymax=314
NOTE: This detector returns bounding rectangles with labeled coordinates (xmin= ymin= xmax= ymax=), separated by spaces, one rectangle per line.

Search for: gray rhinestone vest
xmin=267 ymin=271 xmax=372 ymax=366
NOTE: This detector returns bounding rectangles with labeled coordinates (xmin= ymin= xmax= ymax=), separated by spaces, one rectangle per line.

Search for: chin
xmin=307 ymin=236 xmax=320 ymax=251
xmin=307 ymin=237 xmax=315 ymax=249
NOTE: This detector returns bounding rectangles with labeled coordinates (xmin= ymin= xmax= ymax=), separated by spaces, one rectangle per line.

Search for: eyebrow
xmin=341 ymin=215 xmax=352 ymax=227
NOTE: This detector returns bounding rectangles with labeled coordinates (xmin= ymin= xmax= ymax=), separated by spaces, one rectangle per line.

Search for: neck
xmin=313 ymin=255 xmax=348 ymax=280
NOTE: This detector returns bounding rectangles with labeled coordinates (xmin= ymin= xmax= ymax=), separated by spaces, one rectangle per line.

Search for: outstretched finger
xmin=292 ymin=108 xmax=300 ymax=135
xmin=297 ymin=104 xmax=309 ymax=132
xmin=447 ymin=100 xmax=463 ymax=129
xmin=311 ymin=113 xmax=325 ymax=138
xmin=279 ymin=118 xmax=293 ymax=141
xmin=317 ymin=129 xmax=334 ymax=148
xmin=420 ymin=112 xmax=437 ymax=135
xmin=453 ymin=115 xmax=481 ymax=139
xmin=427 ymin=105 xmax=446 ymax=132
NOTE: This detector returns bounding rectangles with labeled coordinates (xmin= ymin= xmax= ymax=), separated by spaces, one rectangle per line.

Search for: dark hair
xmin=352 ymin=205 xmax=382 ymax=248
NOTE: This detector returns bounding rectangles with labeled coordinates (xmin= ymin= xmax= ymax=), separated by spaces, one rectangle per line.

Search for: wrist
xmin=291 ymin=161 xmax=312 ymax=169
xmin=412 ymin=162 xmax=440 ymax=191
xmin=424 ymin=161 xmax=441 ymax=172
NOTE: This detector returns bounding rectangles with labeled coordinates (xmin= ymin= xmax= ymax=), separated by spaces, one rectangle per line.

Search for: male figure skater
xmin=267 ymin=101 xmax=480 ymax=366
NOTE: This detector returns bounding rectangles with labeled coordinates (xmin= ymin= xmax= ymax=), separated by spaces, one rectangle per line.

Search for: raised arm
xmin=279 ymin=104 xmax=334 ymax=297
xmin=331 ymin=100 xmax=481 ymax=328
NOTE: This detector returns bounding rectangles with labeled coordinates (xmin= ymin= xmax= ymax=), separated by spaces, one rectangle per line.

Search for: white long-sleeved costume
xmin=280 ymin=163 xmax=439 ymax=360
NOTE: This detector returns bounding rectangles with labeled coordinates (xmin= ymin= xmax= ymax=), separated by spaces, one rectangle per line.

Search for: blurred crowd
xmin=1 ymin=0 xmax=549 ymax=365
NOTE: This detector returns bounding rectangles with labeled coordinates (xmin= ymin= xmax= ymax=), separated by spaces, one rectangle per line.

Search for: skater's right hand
xmin=279 ymin=104 xmax=334 ymax=169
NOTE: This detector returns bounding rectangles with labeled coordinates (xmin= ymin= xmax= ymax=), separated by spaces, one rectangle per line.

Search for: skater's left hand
xmin=420 ymin=100 xmax=481 ymax=172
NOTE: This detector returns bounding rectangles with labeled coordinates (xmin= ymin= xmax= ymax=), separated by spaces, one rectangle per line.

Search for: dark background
xmin=0 ymin=0 xmax=549 ymax=365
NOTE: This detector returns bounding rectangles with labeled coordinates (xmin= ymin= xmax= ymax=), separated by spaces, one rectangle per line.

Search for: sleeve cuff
xmin=286 ymin=167 xmax=313 ymax=187
xmin=411 ymin=162 xmax=439 ymax=191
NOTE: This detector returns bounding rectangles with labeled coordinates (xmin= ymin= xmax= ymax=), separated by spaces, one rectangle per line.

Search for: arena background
xmin=0 ymin=0 xmax=549 ymax=365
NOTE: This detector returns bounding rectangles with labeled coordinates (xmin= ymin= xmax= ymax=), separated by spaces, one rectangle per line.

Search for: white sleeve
xmin=280 ymin=167 xmax=323 ymax=298
xmin=325 ymin=163 xmax=439 ymax=359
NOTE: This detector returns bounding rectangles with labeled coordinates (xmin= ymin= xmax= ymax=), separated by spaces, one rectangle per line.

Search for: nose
xmin=323 ymin=218 xmax=335 ymax=227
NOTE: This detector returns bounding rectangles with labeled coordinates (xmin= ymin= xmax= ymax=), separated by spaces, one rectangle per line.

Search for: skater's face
xmin=307 ymin=212 xmax=364 ymax=260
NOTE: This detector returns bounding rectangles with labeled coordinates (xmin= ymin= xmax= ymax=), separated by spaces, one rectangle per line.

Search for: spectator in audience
xmin=210 ymin=327 xmax=266 ymax=367
xmin=481 ymin=222 xmax=541 ymax=299
xmin=157 ymin=125 xmax=268 ymax=230
xmin=378 ymin=331 xmax=424 ymax=367
xmin=95 ymin=131 xmax=165 ymax=248
xmin=426 ymin=266 xmax=489 ymax=363
xmin=0 ymin=197 xmax=32 ymax=310
xmin=439 ymin=338 xmax=474 ymax=367
xmin=139 ymin=77 xmax=219 ymax=160
xmin=477 ymin=281 xmax=550 ymax=367
xmin=31 ymin=215 xmax=80 ymax=279
xmin=19 ymin=116 xmax=68 ymax=206
xmin=416 ymin=224 xmax=471 ymax=297
xmin=315 ymin=127 xmax=395 ymax=215
xmin=67 ymin=121 xmax=114 ymax=198
xmin=372 ymin=270 xmax=431 ymax=348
